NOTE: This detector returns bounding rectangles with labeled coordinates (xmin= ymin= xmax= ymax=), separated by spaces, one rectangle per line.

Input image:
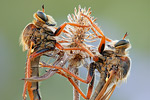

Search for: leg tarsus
xmin=23 ymin=82 xmax=28 ymax=100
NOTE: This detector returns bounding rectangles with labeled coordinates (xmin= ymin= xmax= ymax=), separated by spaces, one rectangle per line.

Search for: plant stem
xmin=73 ymin=68 xmax=80 ymax=100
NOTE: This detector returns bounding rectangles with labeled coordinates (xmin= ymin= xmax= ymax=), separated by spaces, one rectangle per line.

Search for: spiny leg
xmin=81 ymin=14 xmax=113 ymax=54
xmin=23 ymin=46 xmax=54 ymax=99
xmin=54 ymin=22 xmax=90 ymax=36
xmin=40 ymin=64 xmax=92 ymax=84
xmin=91 ymin=27 xmax=112 ymax=42
xmin=23 ymin=41 xmax=34 ymax=100
xmin=81 ymin=13 xmax=111 ymax=42
xmin=23 ymin=82 xmax=28 ymax=100
xmin=40 ymin=61 xmax=97 ymax=85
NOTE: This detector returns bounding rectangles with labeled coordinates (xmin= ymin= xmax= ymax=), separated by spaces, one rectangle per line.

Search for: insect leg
xmin=54 ymin=22 xmax=89 ymax=36
xmin=30 ymin=48 xmax=53 ymax=60
xmin=23 ymin=47 xmax=53 ymax=99
xmin=98 ymin=35 xmax=106 ymax=54
xmin=23 ymin=41 xmax=34 ymax=100
xmin=95 ymin=70 xmax=115 ymax=100
xmin=40 ymin=63 xmax=89 ymax=84
xmin=101 ymin=84 xmax=116 ymax=100
xmin=91 ymin=27 xmax=112 ymax=42
xmin=68 ymin=77 xmax=88 ymax=99
xmin=81 ymin=14 xmax=104 ymax=36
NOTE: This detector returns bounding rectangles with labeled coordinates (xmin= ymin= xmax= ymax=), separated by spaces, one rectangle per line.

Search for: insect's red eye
xmin=37 ymin=11 xmax=48 ymax=22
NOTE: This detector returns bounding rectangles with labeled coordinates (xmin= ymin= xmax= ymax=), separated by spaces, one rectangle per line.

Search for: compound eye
xmin=115 ymin=40 xmax=129 ymax=48
xmin=37 ymin=11 xmax=48 ymax=22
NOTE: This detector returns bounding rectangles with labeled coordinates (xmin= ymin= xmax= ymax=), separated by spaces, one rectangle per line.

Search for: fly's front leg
xmin=23 ymin=47 xmax=53 ymax=100
xmin=40 ymin=63 xmax=90 ymax=84
xmin=23 ymin=41 xmax=34 ymax=100
xmin=54 ymin=22 xmax=90 ymax=36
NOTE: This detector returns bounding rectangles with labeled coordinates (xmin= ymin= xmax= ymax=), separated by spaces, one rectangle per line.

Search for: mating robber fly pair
xmin=20 ymin=5 xmax=131 ymax=100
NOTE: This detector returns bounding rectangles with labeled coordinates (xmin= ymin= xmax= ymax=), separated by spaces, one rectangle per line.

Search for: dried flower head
xmin=58 ymin=5 xmax=99 ymax=68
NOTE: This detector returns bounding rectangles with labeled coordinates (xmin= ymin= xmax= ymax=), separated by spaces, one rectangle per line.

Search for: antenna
xmin=122 ymin=32 xmax=128 ymax=40
xmin=42 ymin=5 xmax=45 ymax=12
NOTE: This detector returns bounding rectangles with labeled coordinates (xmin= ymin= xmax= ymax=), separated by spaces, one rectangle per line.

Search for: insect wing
xmin=20 ymin=24 xmax=37 ymax=51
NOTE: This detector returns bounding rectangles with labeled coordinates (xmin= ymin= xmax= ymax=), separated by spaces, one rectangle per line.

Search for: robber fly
xmin=20 ymin=5 xmax=58 ymax=100
xmin=20 ymin=5 xmax=89 ymax=100
xmin=94 ymin=33 xmax=131 ymax=100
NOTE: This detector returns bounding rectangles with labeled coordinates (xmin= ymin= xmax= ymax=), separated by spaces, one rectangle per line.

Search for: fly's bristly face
xmin=114 ymin=39 xmax=130 ymax=56
xmin=33 ymin=5 xmax=56 ymax=28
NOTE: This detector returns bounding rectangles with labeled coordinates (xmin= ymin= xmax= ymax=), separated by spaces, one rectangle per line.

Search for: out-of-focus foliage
xmin=0 ymin=0 xmax=149 ymax=100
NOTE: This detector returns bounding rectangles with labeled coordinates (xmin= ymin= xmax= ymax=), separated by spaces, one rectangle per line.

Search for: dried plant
xmin=59 ymin=5 xmax=98 ymax=100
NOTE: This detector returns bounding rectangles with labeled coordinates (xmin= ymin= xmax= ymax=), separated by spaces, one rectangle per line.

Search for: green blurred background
xmin=0 ymin=0 xmax=149 ymax=100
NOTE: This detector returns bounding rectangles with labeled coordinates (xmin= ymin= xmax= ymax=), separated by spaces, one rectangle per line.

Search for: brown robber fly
xmin=20 ymin=5 xmax=89 ymax=100
xmin=94 ymin=33 xmax=131 ymax=100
